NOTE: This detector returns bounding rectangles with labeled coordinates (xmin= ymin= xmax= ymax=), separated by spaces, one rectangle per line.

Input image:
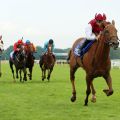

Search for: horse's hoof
xmin=71 ymin=96 xmax=76 ymax=102
xmin=91 ymin=95 xmax=96 ymax=103
xmin=107 ymin=91 xmax=113 ymax=96
xmin=84 ymin=103 xmax=88 ymax=106
xmin=103 ymin=89 xmax=113 ymax=96
xmin=0 ymin=72 xmax=2 ymax=77
xmin=47 ymin=77 xmax=50 ymax=80
xmin=42 ymin=78 xmax=44 ymax=81
xmin=91 ymin=98 xmax=96 ymax=103
xmin=23 ymin=78 xmax=27 ymax=81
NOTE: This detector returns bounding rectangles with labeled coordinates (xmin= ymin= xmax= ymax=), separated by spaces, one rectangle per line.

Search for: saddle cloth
xmin=74 ymin=38 xmax=95 ymax=58
xmin=10 ymin=51 xmax=14 ymax=60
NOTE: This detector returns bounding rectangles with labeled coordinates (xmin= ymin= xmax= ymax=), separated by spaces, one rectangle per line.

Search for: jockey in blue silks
xmin=43 ymin=39 xmax=55 ymax=53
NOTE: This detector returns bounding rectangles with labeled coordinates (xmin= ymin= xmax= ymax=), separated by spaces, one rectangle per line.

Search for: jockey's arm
xmin=13 ymin=43 xmax=17 ymax=51
xmin=13 ymin=43 xmax=20 ymax=51
xmin=85 ymin=24 xmax=96 ymax=40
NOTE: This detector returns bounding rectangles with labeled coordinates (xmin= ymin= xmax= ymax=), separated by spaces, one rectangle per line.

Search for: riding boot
xmin=13 ymin=51 xmax=17 ymax=61
xmin=80 ymin=40 xmax=90 ymax=51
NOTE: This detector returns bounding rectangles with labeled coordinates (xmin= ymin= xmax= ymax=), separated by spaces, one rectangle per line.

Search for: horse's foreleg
xmin=70 ymin=66 xmax=78 ymax=102
xmin=47 ymin=69 xmax=50 ymax=81
xmin=29 ymin=67 xmax=32 ymax=80
xmin=9 ymin=61 xmax=15 ymax=82
xmin=44 ymin=70 xmax=46 ymax=79
xmin=42 ymin=69 xmax=46 ymax=81
xmin=19 ymin=70 xmax=22 ymax=82
xmin=16 ymin=68 xmax=19 ymax=79
xmin=42 ymin=69 xmax=44 ymax=81
xmin=47 ymin=68 xmax=53 ymax=81
xmin=103 ymin=74 xmax=113 ymax=96
xmin=84 ymin=75 xmax=93 ymax=106
xmin=23 ymin=68 xmax=27 ymax=81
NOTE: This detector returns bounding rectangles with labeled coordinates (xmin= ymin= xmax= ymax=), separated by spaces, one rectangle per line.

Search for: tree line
xmin=0 ymin=46 xmax=120 ymax=60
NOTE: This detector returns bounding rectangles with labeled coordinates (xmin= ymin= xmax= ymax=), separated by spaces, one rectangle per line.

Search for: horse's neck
xmin=94 ymin=35 xmax=110 ymax=64
xmin=48 ymin=45 xmax=52 ymax=53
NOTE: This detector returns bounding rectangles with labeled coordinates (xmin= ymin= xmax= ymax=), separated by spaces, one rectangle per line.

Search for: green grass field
xmin=0 ymin=62 xmax=120 ymax=120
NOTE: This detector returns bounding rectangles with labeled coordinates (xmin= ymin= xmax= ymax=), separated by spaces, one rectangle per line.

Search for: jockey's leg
xmin=13 ymin=51 xmax=17 ymax=60
xmin=80 ymin=39 xmax=91 ymax=51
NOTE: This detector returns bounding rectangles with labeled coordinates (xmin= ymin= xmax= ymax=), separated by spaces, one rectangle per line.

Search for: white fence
xmin=111 ymin=59 xmax=120 ymax=68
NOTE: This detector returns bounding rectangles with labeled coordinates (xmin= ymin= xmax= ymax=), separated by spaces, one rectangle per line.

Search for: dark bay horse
xmin=25 ymin=44 xmax=35 ymax=80
xmin=68 ymin=20 xmax=119 ymax=106
xmin=9 ymin=45 xmax=27 ymax=82
xmin=39 ymin=45 xmax=55 ymax=81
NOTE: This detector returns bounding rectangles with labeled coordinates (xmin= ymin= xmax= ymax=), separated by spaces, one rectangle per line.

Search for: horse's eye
xmin=104 ymin=30 xmax=109 ymax=34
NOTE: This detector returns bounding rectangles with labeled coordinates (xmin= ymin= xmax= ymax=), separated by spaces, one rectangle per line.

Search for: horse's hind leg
xmin=9 ymin=60 xmax=15 ymax=82
xmin=42 ymin=69 xmax=44 ymax=81
xmin=23 ymin=68 xmax=27 ymax=81
xmin=70 ymin=66 xmax=78 ymax=102
xmin=16 ymin=69 xmax=19 ymax=79
xmin=29 ymin=67 xmax=32 ymax=80
xmin=19 ymin=70 xmax=22 ymax=82
xmin=42 ymin=69 xmax=46 ymax=81
xmin=103 ymin=73 xmax=113 ymax=96
xmin=91 ymin=82 xmax=96 ymax=103
xmin=84 ymin=75 xmax=93 ymax=106
xmin=47 ymin=68 xmax=53 ymax=81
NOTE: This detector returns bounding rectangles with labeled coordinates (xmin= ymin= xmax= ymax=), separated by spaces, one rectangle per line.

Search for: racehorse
xmin=9 ymin=45 xmax=27 ymax=82
xmin=39 ymin=44 xmax=55 ymax=81
xmin=68 ymin=20 xmax=119 ymax=106
xmin=25 ymin=44 xmax=35 ymax=80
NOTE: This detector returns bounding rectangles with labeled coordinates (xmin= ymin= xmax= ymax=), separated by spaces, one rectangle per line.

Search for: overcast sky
xmin=0 ymin=0 xmax=120 ymax=49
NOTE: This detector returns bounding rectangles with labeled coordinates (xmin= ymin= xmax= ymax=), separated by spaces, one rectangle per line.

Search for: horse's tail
xmin=67 ymin=49 xmax=72 ymax=61
xmin=9 ymin=58 xmax=15 ymax=76
xmin=9 ymin=58 xmax=13 ymax=69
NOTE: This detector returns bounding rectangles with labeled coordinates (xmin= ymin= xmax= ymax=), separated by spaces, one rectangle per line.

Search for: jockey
xmin=80 ymin=13 xmax=107 ymax=51
xmin=43 ymin=39 xmax=55 ymax=53
xmin=24 ymin=40 xmax=36 ymax=59
xmin=0 ymin=35 xmax=4 ymax=52
xmin=40 ymin=39 xmax=55 ymax=67
xmin=12 ymin=39 xmax=24 ymax=60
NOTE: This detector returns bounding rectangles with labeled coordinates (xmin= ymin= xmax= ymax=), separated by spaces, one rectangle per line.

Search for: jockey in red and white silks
xmin=80 ymin=13 xmax=108 ymax=51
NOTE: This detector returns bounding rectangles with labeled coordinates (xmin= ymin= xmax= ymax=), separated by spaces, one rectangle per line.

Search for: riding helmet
xmin=49 ymin=39 xmax=53 ymax=44
xmin=18 ymin=39 xmax=23 ymax=44
xmin=26 ymin=40 xmax=31 ymax=44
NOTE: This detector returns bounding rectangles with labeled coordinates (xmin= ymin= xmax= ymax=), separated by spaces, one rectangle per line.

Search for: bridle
xmin=102 ymin=24 xmax=119 ymax=48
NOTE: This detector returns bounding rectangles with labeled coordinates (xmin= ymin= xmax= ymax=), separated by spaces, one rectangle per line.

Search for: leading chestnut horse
xmin=68 ymin=20 xmax=119 ymax=106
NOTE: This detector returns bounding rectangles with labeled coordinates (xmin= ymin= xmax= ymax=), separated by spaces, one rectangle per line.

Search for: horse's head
xmin=25 ymin=44 xmax=35 ymax=53
xmin=16 ymin=45 xmax=26 ymax=62
xmin=102 ymin=20 xmax=119 ymax=49
xmin=47 ymin=44 xmax=52 ymax=53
